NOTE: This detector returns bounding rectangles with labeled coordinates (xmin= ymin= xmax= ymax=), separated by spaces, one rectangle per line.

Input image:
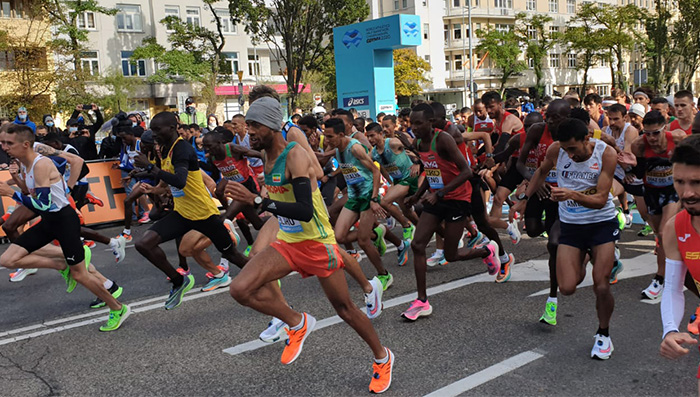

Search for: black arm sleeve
xmin=261 ymin=177 xmax=314 ymax=222
xmin=156 ymin=142 xmax=190 ymax=189
xmin=91 ymin=109 xmax=103 ymax=136
xmin=632 ymin=157 xmax=646 ymax=179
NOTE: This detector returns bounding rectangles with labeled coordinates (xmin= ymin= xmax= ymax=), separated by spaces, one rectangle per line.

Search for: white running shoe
xmin=364 ymin=276 xmax=384 ymax=319
xmin=109 ymin=236 xmax=127 ymax=264
xmin=458 ymin=230 xmax=467 ymax=249
xmin=641 ymin=278 xmax=664 ymax=302
xmin=9 ymin=268 xmax=38 ymax=282
xmin=591 ymin=334 xmax=614 ymax=360
xmin=624 ymin=213 xmax=633 ymax=229
xmin=507 ymin=219 xmax=521 ymax=245
xmin=427 ymin=251 xmax=446 ymax=267
xmin=259 ymin=317 xmax=289 ymax=343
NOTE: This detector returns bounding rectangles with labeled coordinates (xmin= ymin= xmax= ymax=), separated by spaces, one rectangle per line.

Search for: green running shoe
xmin=99 ymin=304 xmax=131 ymax=332
xmin=243 ymin=245 xmax=252 ymax=257
xmin=373 ymin=224 xmax=387 ymax=256
xmin=59 ymin=266 xmax=77 ymax=293
xmin=90 ymin=283 xmax=124 ymax=309
xmin=616 ymin=208 xmax=625 ymax=230
xmin=539 ymin=301 xmax=557 ymax=326
xmin=377 ymin=272 xmax=393 ymax=291
xmin=638 ymin=224 xmax=653 ymax=237
xmin=164 ymin=274 xmax=195 ymax=310
xmin=402 ymin=224 xmax=415 ymax=241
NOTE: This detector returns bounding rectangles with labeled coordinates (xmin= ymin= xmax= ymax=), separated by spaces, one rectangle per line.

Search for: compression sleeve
xmin=12 ymin=187 xmax=51 ymax=212
xmin=661 ymin=258 xmax=687 ymax=338
xmin=260 ymin=177 xmax=314 ymax=222
xmin=156 ymin=142 xmax=190 ymax=189
xmin=632 ymin=157 xmax=646 ymax=179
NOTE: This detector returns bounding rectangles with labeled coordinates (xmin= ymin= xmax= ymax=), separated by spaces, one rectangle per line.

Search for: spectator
xmin=42 ymin=114 xmax=62 ymax=135
xmin=179 ymin=97 xmax=206 ymax=128
xmin=127 ymin=112 xmax=144 ymax=137
xmin=206 ymin=114 xmax=219 ymax=133
xmin=68 ymin=103 xmax=102 ymax=160
xmin=36 ymin=125 xmax=49 ymax=139
xmin=14 ymin=106 xmax=36 ymax=132
xmin=291 ymin=113 xmax=302 ymax=125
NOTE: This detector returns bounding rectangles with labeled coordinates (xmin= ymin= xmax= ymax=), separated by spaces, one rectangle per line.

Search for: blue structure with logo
xmin=333 ymin=14 xmax=421 ymax=120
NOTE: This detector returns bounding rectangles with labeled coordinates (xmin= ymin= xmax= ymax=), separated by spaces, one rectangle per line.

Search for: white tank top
xmin=556 ymin=139 xmax=617 ymax=224
xmin=604 ymin=123 xmax=643 ymax=185
xmin=63 ymin=143 xmax=88 ymax=185
xmin=23 ymin=155 xmax=71 ymax=212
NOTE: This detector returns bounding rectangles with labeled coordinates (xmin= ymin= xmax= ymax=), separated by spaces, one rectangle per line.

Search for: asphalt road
xmin=0 ymin=220 xmax=697 ymax=397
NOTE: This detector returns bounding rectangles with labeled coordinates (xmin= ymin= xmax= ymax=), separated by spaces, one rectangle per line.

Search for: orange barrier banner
xmin=0 ymin=160 xmax=126 ymax=236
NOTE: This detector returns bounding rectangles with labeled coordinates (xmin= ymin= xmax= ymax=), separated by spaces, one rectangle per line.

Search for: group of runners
xmin=3 ymin=84 xmax=700 ymax=393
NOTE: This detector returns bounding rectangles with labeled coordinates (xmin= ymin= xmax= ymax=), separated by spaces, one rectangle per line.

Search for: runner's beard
xmin=682 ymin=199 xmax=700 ymax=216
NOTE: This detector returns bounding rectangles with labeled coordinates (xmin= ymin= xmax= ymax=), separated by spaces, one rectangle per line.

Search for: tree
xmin=515 ymin=13 xmax=557 ymax=103
xmin=229 ymin=0 xmax=369 ymax=112
xmin=561 ymin=8 xmax=604 ymax=94
xmin=576 ymin=3 xmax=645 ymax=92
xmin=672 ymin=0 xmax=700 ymax=90
xmin=393 ymin=49 xmax=431 ymax=97
xmin=476 ymin=29 xmax=526 ymax=93
xmin=643 ymin=0 xmax=675 ymax=94
xmin=133 ymin=1 xmax=229 ymax=114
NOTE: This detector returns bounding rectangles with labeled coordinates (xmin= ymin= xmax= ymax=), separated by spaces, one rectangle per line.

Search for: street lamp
xmin=462 ymin=1 xmax=475 ymax=108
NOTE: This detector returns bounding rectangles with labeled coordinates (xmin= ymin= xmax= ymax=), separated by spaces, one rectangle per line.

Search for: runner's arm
xmin=352 ymin=144 xmax=382 ymax=200
xmin=661 ymin=216 xmax=686 ymax=338
xmin=630 ymin=137 xmax=646 ymax=179
xmin=287 ymin=127 xmax=324 ymax=179
xmin=493 ymin=134 xmax=520 ymax=164
xmin=259 ymin=146 xmax=314 ymax=222
xmin=437 ymin=132 xmax=472 ymax=196
xmin=156 ymin=143 xmax=189 ymax=189
xmin=34 ymin=142 xmax=84 ymax=188
xmin=462 ymin=131 xmax=493 ymax=155
xmin=516 ymin=123 xmax=544 ymax=180
xmin=522 ymin=142 xmax=557 ymax=198
xmin=10 ymin=159 xmax=54 ymax=211
xmin=624 ymin=126 xmax=639 ymax=152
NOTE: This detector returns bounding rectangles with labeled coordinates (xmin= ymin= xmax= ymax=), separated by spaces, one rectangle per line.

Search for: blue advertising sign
xmin=333 ymin=14 xmax=422 ymax=120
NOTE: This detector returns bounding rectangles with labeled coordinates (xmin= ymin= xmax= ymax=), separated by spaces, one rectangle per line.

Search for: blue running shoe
xmin=201 ymin=273 xmax=232 ymax=292
xmin=397 ymin=239 xmax=410 ymax=266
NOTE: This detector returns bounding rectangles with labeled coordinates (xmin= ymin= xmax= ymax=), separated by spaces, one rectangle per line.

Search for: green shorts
xmin=344 ymin=196 xmax=372 ymax=212
xmin=397 ymin=176 xmax=419 ymax=195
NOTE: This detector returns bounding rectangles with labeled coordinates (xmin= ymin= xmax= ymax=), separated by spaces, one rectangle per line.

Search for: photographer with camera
xmin=67 ymin=103 xmax=103 ymax=160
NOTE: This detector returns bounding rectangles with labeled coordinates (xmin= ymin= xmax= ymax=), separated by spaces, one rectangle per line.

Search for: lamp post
xmin=468 ymin=0 xmax=474 ymax=105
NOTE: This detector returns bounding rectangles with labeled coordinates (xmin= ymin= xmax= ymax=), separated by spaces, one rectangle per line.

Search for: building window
xmin=596 ymin=85 xmax=609 ymax=96
xmin=217 ymin=9 xmax=237 ymax=34
xmin=424 ymin=55 xmax=430 ymax=62
xmin=164 ymin=6 xmax=179 ymax=31
xmin=528 ymin=58 xmax=535 ymax=68
xmin=495 ymin=0 xmax=513 ymax=8
xmin=526 ymin=0 xmax=536 ymax=10
xmin=394 ymin=0 xmax=399 ymax=9
xmin=186 ymin=7 xmax=200 ymax=27
xmin=116 ymin=5 xmax=143 ymax=32
xmin=549 ymin=26 xmax=559 ymax=35
xmin=402 ymin=0 xmax=408 ymax=7
xmin=81 ymin=51 xmax=99 ymax=75
xmin=453 ymin=24 xmax=461 ymax=40
xmin=77 ymin=11 xmax=96 ymax=30
xmin=495 ymin=24 xmax=511 ymax=33
xmin=567 ymin=0 xmax=576 ymax=13
xmin=424 ymin=23 xmax=429 ymax=39
xmin=121 ymin=51 xmax=146 ymax=76
xmin=548 ymin=0 xmax=558 ymax=12
xmin=444 ymin=24 xmax=449 ymax=43
xmin=455 ymin=54 xmax=463 ymax=70
xmin=0 ymin=1 xmax=25 ymax=18
xmin=526 ymin=25 xmax=536 ymax=39
xmin=567 ymin=53 xmax=576 ymax=68
xmin=224 ymin=52 xmax=239 ymax=74
xmin=599 ymin=56 xmax=607 ymax=67
xmin=445 ymin=55 xmax=451 ymax=71
xmin=248 ymin=54 xmax=260 ymax=75
xmin=454 ymin=0 xmax=460 ymax=6
xmin=549 ymin=53 xmax=560 ymax=68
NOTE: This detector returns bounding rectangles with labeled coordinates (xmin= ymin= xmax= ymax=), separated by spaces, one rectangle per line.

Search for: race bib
xmin=646 ymin=167 xmax=673 ymax=187
xmin=223 ymin=168 xmax=245 ymax=182
xmin=385 ymin=164 xmax=403 ymax=180
xmin=425 ymin=168 xmax=444 ymax=190
xmin=278 ymin=216 xmax=303 ymax=233
xmin=170 ymin=186 xmax=185 ymax=198
xmin=545 ymin=167 xmax=557 ymax=183
xmin=340 ymin=164 xmax=365 ymax=185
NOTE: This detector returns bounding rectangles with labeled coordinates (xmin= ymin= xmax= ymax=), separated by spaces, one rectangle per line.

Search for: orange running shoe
xmin=280 ymin=313 xmax=316 ymax=365
xmin=369 ymin=348 xmax=395 ymax=394
xmin=86 ymin=192 xmax=104 ymax=207
xmin=688 ymin=304 xmax=700 ymax=335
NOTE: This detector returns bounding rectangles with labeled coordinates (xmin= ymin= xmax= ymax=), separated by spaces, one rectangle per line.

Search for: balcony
xmin=444 ymin=6 xmax=515 ymax=19
xmin=443 ymin=37 xmax=482 ymax=50
xmin=446 ymin=68 xmax=495 ymax=81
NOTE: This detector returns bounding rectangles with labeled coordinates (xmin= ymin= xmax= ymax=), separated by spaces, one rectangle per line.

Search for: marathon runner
xmin=668 ymin=90 xmax=695 ymax=136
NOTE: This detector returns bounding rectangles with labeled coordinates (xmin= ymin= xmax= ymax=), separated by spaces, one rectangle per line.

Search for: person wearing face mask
xmin=67 ymin=103 xmax=103 ymax=160
xmin=42 ymin=114 xmax=62 ymax=135
xmin=14 ymin=106 xmax=36 ymax=133
xmin=206 ymin=114 xmax=219 ymax=133
xmin=179 ymin=97 xmax=207 ymax=128
xmin=127 ymin=113 xmax=144 ymax=137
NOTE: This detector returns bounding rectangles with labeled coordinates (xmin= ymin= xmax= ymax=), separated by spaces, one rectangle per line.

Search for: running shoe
xmin=386 ymin=216 xmax=395 ymax=230
xmin=377 ymin=273 xmax=393 ymax=290
xmin=687 ymin=304 xmax=700 ymax=335
xmin=201 ymin=273 xmax=232 ymax=292
xmin=348 ymin=250 xmax=362 ymax=262
xmin=373 ymin=224 xmax=387 ymax=256
xmin=166 ymin=267 xmax=191 ymax=282
xmin=243 ymin=245 xmax=252 ymax=257
xmin=397 ymin=239 xmax=410 ymax=266
xmin=85 ymin=192 xmax=104 ymax=207
xmin=638 ymin=224 xmax=653 ymax=237
xmin=281 ymin=312 xmax=316 ymax=365
xmin=137 ymin=212 xmax=151 ymax=224
xmin=616 ymin=208 xmax=625 ymax=230
xmin=483 ymin=241 xmax=501 ymax=275
xmin=495 ymin=253 xmax=514 ymax=283
xmin=120 ymin=232 xmax=133 ymax=243
xmin=641 ymin=278 xmax=664 ymax=302
xmin=260 ymin=317 xmax=289 ymax=343
xmin=205 ymin=263 xmax=230 ymax=279
xmin=99 ymin=304 xmax=130 ymax=332
xmin=458 ymin=232 xmax=466 ymax=249
xmin=110 ymin=236 xmax=127 ymax=264
xmin=9 ymin=268 xmax=37 ymax=282
xmin=624 ymin=213 xmax=633 ymax=229
xmin=369 ymin=348 xmax=395 ymax=394
xmin=609 ymin=260 xmax=624 ymax=285
xmin=403 ymin=224 xmax=415 ymax=241
xmin=83 ymin=240 xmax=96 ymax=249
xmin=540 ymin=231 xmax=548 ymax=238
xmin=467 ymin=231 xmax=487 ymax=248
xmin=164 ymin=274 xmax=195 ymax=310
xmin=224 ymin=219 xmax=240 ymax=247
xmin=507 ymin=219 xmax=521 ymax=245
xmin=427 ymin=251 xmax=446 ymax=267
xmin=90 ymin=283 xmax=124 ymax=309
xmin=539 ymin=301 xmax=557 ymax=326
xmin=590 ymin=334 xmax=614 ymax=360
xmin=401 ymin=299 xmax=432 ymax=321
xmin=59 ymin=266 xmax=77 ymax=293
xmin=365 ymin=276 xmax=384 ymax=319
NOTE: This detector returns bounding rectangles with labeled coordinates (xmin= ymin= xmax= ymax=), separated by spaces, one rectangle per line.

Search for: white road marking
xmin=423 ymin=350 xmax=545 ymax=397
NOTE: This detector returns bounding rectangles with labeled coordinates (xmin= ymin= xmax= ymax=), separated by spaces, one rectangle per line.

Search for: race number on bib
xmin=340 ymin=164 xmax=365 ymax=185
xmin=425 ymin=169 xmax=444 ymax=189
xmin=385 ymin=165 xmax=402 ymax=180
xmin=278 ymin=216 xmax=303 ymax=233
xmin=170 ymin=186 xmax=185 ymax=198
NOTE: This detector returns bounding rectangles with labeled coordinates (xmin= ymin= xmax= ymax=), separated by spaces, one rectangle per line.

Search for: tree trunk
xmin=582 ymin=64 xmax=589 ymax=94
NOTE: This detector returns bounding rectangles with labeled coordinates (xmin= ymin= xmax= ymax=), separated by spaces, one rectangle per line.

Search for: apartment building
xmin=79 ymin=0 xmax=290 ymax=120
xmin=369 ymin=0 xmax=657 ymax=108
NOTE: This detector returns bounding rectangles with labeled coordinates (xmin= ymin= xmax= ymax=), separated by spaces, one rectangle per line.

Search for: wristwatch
xmin=371 ymin=196 xmax=381 ymax=203
xmin=485 ymin=153 xmax=494 ymax=158
xmin=146 ymin=163 xmax=155 ymax=172
xmin=436 ymin=190 xmax=445 ymax=199
xmin=253 ymin=195 xmax=263 ymax=208
xmin=517 ymin=193 xmax=528 ymax=201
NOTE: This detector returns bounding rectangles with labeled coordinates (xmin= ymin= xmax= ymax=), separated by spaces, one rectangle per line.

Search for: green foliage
xmin=476 ymin=29 xmax=526 ymax=92
xmin=643 ymin=0 xmax=675 ymax=94
xmin=393 ymin=49 xmax=431 ymax=97
xmin=672 ymin=0 xmax=700 ymax=89
xmin=560 ymin=9 xmax=604 ymax=93
xmin=515 ymin=13 xmax=556 ymax=102
xmin=229 ymin=0 xmax=369 ymax=111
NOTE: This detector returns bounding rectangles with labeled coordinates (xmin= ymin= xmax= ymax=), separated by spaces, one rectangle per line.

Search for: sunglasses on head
xmin=643 ymin=128 xmax=664 ymax=136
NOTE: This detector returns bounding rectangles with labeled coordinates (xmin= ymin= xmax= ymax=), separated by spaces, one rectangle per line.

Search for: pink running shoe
xmin=401 ymin=299 xmax=432 ymax=321
xmin=483 ymin=241 xmax=501 ymax=275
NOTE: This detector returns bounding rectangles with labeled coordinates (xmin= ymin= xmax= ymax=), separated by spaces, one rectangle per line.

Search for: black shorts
xmin=524 ymin=194 xmax=559 ymax=233
xmin=422 ymin=199 xmax=471 ymax=223
xmin=149 ymin=211 xmax=234 ymax=253
xmin=15 ymin=206 xmax=84 ymax=266
xmin=469 ymin=177 xmax=486 ymax=215
xmin=644 ymin=186 xmax=678 ymax=216
xmin=559 ymin=218 xmax=620 ymax=250
xmin=70 ymin=184 xmax=89 ymax=209
xmin=613 ymin=175 xmax=645 ymax=197
xmin=498 ymin=162 xmax=524 ymax=192
xmin=241 ymin=176 xmax=259 ymax=195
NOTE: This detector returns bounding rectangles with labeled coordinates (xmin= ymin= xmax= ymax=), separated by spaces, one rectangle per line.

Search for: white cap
xmin=629 ymin=103 xmax=646 ymax=118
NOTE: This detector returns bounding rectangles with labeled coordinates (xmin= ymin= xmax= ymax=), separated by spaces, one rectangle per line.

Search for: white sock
xmin=547 ymin=297 xmax=558 ymax=304
xmin=103 ymin=279 xmax=114 ymax=289
xmin=219 ymin=258 xmax=229 ymax=267
xmin=290 ymin=314 xmax=305 ymax=331
xmin=213 ymin=271 xmax=225 ymax=278
xmin=397 ymin=241 xmax=405 ymax=250
xmin=109 ymin=238 xmax=117 ymax=247
xmin=435 ymin=249 xmax=444 ymax=256
xmin=374 ymin=347 xmax=390 ymax=364
xmin=123 ymin=229 xmax=131 ymax=235
xmin=499 ymin=253 xmax=509 ymax=263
